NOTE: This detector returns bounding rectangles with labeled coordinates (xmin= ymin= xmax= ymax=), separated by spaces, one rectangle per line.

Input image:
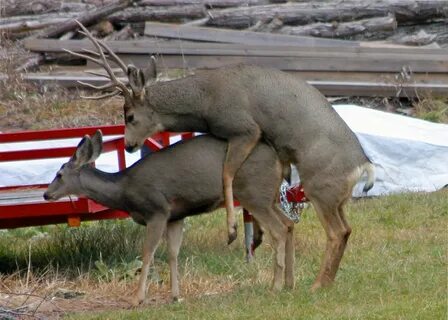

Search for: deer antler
xmin=63 ymin=20 xmax=132 ymax=101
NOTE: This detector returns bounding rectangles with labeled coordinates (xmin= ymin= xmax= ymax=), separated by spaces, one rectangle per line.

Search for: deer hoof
xmin=310 ymin=279 xmax=331 ymax=293
xmin=310 ymin=282 xmax=321 ymax=293
xmin=131 ymin=294 xmax=145 ymax=307
xmin=227 ymin=232 xmax=237 ymax=245
xmin=227 ymin=224 xmax=238 ymax=245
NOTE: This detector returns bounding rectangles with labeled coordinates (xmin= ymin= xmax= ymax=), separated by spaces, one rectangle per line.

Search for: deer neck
xmin=79 ymin=166 xmax=124 ymax=210
xmin=147 ymin=78 xmax=209 ymax=132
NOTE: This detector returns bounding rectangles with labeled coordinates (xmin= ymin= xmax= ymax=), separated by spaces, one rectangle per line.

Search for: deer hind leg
xmin=223 ymin=128 xmax=261 ymax=245
xmin=250 ymin=207 xmax=288 ymax=291
xmin=166 ymin=220 xmax=185 ymax=302
xmin=273 ymin=206 xmax=296 ymax=289
xmin=310 ymin=199 xmax=351 ymax=292
xmin=252 ymin=219 xmax=264 ymax=250
xmin=133 ymin=215 xmax=167 ymax=306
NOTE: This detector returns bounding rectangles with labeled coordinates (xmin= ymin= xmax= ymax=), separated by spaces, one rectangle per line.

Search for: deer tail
xmin=362 ymin=162 xmax=376 ymax=193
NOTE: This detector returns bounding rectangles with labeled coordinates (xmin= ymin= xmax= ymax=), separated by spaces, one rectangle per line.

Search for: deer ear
xmin=89 ymin=130 xmax=103 ymax=162
xmin=127 ymin=64 xmax=144 ymax=98
xmin=71 ymin=135 xmax=94 ymax=169
xmin=142 ymin=56 xmax=157 ymax=83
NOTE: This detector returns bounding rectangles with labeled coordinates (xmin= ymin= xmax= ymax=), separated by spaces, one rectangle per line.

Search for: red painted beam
xmin=0 ymin=125 xmax=125 ymax=143
xmin=1 ymin=209 xmax=129 ymax=229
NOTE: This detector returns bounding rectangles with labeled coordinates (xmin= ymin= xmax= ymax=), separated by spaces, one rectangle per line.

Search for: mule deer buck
xmin=43 ymin=130 xmax=295 ymax=305
xmin=68 ymin=21 xmax=375 ymax=291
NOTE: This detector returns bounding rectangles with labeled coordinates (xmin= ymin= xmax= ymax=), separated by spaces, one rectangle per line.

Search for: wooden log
xmin=139 ymin=0 xmax=276 ymax=7
xmin=0 ymin=18 xmax=74 ymax=33
xmin=247 ymin=17 xmax=283 ymax=33
xmin=15 ymin=1 xmax=135 ymax=71
xmin=392 ymin=30 xmax=438 ymax=46
xmin=109 ymin=5 xmax=207 ymax=24
xmin=104 ymin=25 xmax=136 ymax=41
xmin=15 ymin=54 xmax=45 ymax=72
xmin=34 ymin=0 xmax=137 ymax=39
xmin=144 ymin=22 xmax=357 ymax=47
xmin=1 ymin=0 xmax=61 ymax=17
xmin=202 ymin=0 xmax=448 ymax=28
xmin=279 ymin=15 xmax=397 ymax=38
xmin=0 ymin=12 xmax=83 ymax=26
xmin=1 ymin=1 xmax=93 ymax=18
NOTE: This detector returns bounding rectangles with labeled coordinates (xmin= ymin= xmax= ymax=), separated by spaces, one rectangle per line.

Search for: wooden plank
xmin=24 ymin=39 xmax=448 ymax=73
xmin=308 ymin=80 xmax=448 ymax=97
xmin=4 ymin=69 xmax=447 ymax=85
xmin=111 ymin=53 xmax=448 ymax=73
xmin=143 ymin=22 xmax=358 ymax=47
xmin=24 ymin=38 xmax=448 ymax=56
xmin=5 ymin=73 xmax=447 ymax=97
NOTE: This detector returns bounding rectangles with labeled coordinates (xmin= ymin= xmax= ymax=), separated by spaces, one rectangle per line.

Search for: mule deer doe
xmin=68 ymin=21 xmax=375 ymax=291
xmin=43 ymin=130 xmax=295 ymax=305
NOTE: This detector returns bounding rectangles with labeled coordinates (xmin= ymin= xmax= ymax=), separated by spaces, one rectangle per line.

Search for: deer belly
xmin=168 ymin=197 xmax=222 ymax=222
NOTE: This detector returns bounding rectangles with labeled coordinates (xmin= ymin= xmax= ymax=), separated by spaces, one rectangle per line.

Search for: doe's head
xmin=43 ymin=130 xmax=103 ymax=201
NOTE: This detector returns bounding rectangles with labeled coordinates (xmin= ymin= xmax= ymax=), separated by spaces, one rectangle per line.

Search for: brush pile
xmin=1 ymin=0 xmax=448 ymax=98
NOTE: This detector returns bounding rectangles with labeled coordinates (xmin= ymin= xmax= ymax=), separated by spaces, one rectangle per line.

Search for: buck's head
xmin=123 ymin=58 xmax=161 ymax=153
xmin=43 ymin=130 xmax=103 ymax=201
xmin=66 ymin=21 xmax=163 ymax=154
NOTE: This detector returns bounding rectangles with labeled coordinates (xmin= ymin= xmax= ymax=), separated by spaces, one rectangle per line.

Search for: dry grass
xmin=413 ymin=96 xmax=448 ymax=123
xmin=0 ymin=82 xmax=124 ymax=132
xmin=0 ymin=40 xmax=124 ymax=132
xmin=0 ymin=261 xmax=239 ymax=319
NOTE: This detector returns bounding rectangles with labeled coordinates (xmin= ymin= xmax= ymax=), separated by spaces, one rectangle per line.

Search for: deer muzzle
xmin=125 ymin=144 xmax=139 ymax=153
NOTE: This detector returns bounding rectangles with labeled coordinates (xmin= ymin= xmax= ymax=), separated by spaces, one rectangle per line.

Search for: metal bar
xmin=116 ymin=139 xmax=127 ymax=170
xmin=1 ymin=209 xmax=129 ymax=229
xmin=243 ymin=209 xmax=254 ymax=262
xmin=0 ymin=124 xmax=124 ymax=143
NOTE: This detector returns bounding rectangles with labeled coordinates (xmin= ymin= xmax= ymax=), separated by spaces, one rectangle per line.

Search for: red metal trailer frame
xmin=0 ymin=125 xmax=307 ymax=230
xmin=0 ymin=125 xmax=194 ymax=229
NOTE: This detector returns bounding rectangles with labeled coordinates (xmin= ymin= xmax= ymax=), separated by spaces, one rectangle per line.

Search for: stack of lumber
xmin=1 ymin=0 xmax=447 ymax=97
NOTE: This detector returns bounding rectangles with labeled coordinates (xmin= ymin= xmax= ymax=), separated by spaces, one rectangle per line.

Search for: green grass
xmin=1 ymin=190 xmax=447 ymax=319
xmin=75 ymin=191 xmax=447 ymax=319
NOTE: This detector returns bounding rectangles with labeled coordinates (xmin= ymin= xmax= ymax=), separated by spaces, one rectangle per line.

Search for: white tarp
xmin=333 ymin=105 xmax=448 ymax=196
xmin=1 ymin=105 xmax=447 ymax=197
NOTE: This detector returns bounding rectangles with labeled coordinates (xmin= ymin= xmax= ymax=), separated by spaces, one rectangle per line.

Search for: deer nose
xmin=125 ymin=144 xmax=138 ymax=153
xmin=43 ymin=192 xmax=50 ymax=201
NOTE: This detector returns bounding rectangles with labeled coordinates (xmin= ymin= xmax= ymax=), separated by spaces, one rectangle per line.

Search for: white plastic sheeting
xmin=1 ymin=105 xmax=447 ymax=196
xmin=333 ymin=105 xmax=448 ymax=196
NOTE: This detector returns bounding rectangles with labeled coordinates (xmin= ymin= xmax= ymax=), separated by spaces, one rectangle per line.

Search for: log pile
xmin=1 ymin=0 xmax=446 ymax=44
xmin=1 ymin=0 xmax=447 ymax=97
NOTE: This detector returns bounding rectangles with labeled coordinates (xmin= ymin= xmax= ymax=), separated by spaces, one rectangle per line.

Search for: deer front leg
xmin=223 ymin=129 xmax=261 ymax=244
xmin=166 ymin=220 xmax=184 ymax=302
xmin=133 ymin=215 xmax=167 ymax=306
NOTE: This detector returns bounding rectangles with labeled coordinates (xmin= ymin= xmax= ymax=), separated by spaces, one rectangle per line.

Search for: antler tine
xmin=78 ymin=30 xmax=127 ymax=74
xmin=74 ymin=20 xmax=131 ymax=99
xmin=63 ymin=48 xmax=105 ymax=68
xmin=97 ymin=40 xmax=128 ymax=75
xmin=80 ymin=90 xmax=121 ymax=100
xmin=85 ymin=70 xmax=111 ymax=78
xmin=81 ymin=48 xmax=101 ymax=57
xmin=77 ymin=81 xmax=118 ymax=91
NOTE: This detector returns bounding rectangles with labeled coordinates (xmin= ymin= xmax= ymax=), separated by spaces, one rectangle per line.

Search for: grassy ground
xmin=1 ymin=190 xmax=446 ymax=319
xmin=1 ymin=45 xmax=447 ymax=319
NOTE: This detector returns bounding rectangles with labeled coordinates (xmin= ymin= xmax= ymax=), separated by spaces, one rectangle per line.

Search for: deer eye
xmin=126 ymin=114 xmax=134 ymax=124
xmin=56 ymin=173 xmax=62 ymax=179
